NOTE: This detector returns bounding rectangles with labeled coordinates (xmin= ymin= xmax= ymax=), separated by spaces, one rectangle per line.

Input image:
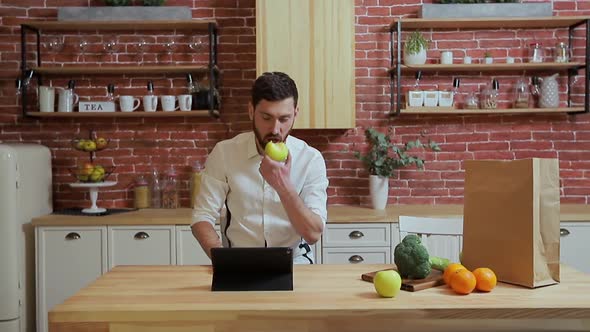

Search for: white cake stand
xmin=69 ymin=181 xmax=117 ymax=214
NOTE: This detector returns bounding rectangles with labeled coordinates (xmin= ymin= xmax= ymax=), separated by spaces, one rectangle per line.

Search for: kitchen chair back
xmin=398 ymin=216 xmax=463 ymax=263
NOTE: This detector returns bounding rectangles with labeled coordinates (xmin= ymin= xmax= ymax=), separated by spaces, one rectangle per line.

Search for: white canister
xmin=440 ymin=51 xmax=453 ymax=65
xmin=407 ymin=90 xmax=424 ymax=107
xmin=38 ymin=86 xmax=55 ymax=112
xmin=463 ymin=56 xmax=472 ymax=64
xmin=423 ymin=90 xmax=439 ymax=107
xmin=438 ymin=90 xmax=454 ymax=107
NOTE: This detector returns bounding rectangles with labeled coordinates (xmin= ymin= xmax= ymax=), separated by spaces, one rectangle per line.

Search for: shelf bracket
xmin=208 ymin=22 xmax=220 ymax=119
xmin=20 ymin=24 xmax=40 ymax=119
xmin=585 ymin=19 xmax=589 ymax=113
xmin=388 ymin=20 xmax=402 ymax=117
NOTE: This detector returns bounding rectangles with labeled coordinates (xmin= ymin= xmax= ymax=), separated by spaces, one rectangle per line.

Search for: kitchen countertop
xmin=48 ymin=264 xmax=590 ymax=332
xmin=31 ymin=204 xmax=590 ymax=226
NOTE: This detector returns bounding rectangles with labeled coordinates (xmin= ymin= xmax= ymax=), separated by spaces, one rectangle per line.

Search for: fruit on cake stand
xmin=69 ymin=130 xmax=117 ymax=214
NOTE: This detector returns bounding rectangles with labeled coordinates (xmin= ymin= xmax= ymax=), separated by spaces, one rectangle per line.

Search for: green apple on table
xmin=373 ymin=270 xmax=402 ymax=298
xmin=265 ymin=141 xmax=288 ymax=162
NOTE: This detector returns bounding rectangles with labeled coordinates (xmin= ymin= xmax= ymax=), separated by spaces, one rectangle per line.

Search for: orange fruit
xmin=443 ymin=263 xmax=466 ymax=285
xmin=473 ymin=267 xmax=497 ymax=292
xmin=450 ymin=269 xmax=476 ymax=295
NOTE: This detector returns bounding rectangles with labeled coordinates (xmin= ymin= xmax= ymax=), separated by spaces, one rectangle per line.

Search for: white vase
xmin=369 ymin=175 xmax=389 ymax=210
xmin=403 ymin=48 xmax=427 ymax=65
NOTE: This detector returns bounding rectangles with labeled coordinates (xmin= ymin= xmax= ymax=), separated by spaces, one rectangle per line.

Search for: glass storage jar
xmin=528 ymin=42 xmax=544 ymax=63
xmin=162 ymin=167 xmax=179 ymax=209
xmin=481 ymin=80 xmax=499 ymax=109
xmin=513 ymin=78 xmax=530 ymax=108
xmin=134 ymin=175 xmax=150 ymax=209
xmin=464 ymin=91 xmax=479 ymax=110
xmin=190 ymin=161 xmax=203 ymax=208
xmin=554 ymin=42 xmax=570 ymax=63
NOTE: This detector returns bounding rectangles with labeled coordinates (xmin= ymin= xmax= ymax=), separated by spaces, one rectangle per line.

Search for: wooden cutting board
xmin=361 ymin=268 xmax=444 ymax=292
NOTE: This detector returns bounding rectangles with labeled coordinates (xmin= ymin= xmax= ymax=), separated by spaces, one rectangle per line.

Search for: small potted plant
xmin=484 ymin=51 xmax=493 ymax=64
xmin=403 ymin=31 xmax=429 ymax=65
xmin=354 ymin=128 xmax=441 ymax=210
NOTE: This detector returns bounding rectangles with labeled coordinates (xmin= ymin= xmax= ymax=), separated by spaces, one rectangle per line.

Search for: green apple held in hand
xmin=264 ymin=141 xmax=288 ymax=162
xmin=373 ymin=270 xmax=402 ymax=298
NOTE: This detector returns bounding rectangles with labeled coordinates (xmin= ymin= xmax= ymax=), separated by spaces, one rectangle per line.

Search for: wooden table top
xmin=48 ymin=264 xmax=590 ymax=332
xmin=33 ymin=204 xmax=590 ymax=226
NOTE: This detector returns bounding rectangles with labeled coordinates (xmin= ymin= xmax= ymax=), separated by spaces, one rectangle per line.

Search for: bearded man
xmin=191 ymin=72 xmax=328 ymax=264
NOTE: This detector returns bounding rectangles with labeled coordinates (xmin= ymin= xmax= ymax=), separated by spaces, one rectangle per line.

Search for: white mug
xmin=440 ymin=51 xmax=453 ymax=65
xmin=463 ymin=56 xmax=472 ymax=64
xmin=143 ymin=95 xmax=158 ymax=112
xmin=178 ymin=94 xmax=192 ymax=111
xmin=57 ymin=88 xmax=79 ymax=113
xmin=120 ymin=95 xmax=141 ymax=112
xmin=161 ymin=95 xmax=179 ymax=112
xmin=38 ymin=86 xmax=55 ymax=112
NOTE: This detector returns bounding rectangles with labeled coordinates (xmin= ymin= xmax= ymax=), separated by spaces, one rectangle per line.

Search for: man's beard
xmin=252 ymin=120 xmax=293 ymax=151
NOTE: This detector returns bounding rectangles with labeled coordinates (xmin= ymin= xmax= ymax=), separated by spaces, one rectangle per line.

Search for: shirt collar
xmin=247 ymin=132 xmax=260 ymax=159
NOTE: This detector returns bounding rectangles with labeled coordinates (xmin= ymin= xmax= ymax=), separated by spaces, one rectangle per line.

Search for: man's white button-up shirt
xmin=192 ymin=132 xmax=328 ymax=262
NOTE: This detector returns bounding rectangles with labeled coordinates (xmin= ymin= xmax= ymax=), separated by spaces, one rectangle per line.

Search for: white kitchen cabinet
xmin=256 ymin=0 xmax=355 ymax=129
xmin=560 ymin=222 xmax=590 ymax=274
xmin=36 ymin=226 xmax=107 ymax=332
xmin=176 ymin=225 xmax=220 ymax=265
xmin=322 ymin=223 xmax=392 ymax=264
xmin=108 ymin=225 xmax=176 ymax=269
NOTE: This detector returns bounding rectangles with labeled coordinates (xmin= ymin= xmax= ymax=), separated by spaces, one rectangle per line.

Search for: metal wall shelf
xmin=388 ymin=16 xmax=590 ymax=116
xmin=18 ymin=20 xmax=220 ymax=119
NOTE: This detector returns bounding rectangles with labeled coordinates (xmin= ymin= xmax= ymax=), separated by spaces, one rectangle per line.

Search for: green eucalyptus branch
xmin=404 ymin=31 xmax=429 ymax=55
xmin=354 ymin=128 xmax=441 ymax=178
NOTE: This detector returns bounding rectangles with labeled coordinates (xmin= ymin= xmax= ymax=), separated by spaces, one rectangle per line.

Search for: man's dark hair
xmin=251 ymin=72 xmax=298 ymax=108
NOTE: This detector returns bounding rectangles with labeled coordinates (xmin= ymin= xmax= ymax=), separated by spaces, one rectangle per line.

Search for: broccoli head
xmin=394 ymin=234 xmax=432 ymax=279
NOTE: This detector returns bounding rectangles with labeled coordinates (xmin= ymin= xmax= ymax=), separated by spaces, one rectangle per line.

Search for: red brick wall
xmin=1 ymin=0 xmax=589 ymax=209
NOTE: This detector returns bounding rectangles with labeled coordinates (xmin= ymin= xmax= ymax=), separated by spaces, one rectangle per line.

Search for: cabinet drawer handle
xmin=65 ymin=232 xmax=81 ymax=240
xmin=134 ymin=232 xmax=150 ymax=240
xmin=349 ymin=230 xmax=364 ymax=239
xmin=560 ymin=228 xmax=570 ymax=237
xmin=348 ymin=255 xmax=364 ymax=263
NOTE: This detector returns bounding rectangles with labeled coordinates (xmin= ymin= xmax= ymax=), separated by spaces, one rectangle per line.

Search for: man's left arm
xmin=260 ymin=152 xmax=328 ymax=244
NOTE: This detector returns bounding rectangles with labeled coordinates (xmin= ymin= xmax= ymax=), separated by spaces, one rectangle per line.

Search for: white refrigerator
xmin=0 ymin=144 xmax=52 ymax=332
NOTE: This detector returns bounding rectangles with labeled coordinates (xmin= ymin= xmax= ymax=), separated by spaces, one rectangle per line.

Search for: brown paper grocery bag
xmin=462 ymin=158 xmax=560 ymax=288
